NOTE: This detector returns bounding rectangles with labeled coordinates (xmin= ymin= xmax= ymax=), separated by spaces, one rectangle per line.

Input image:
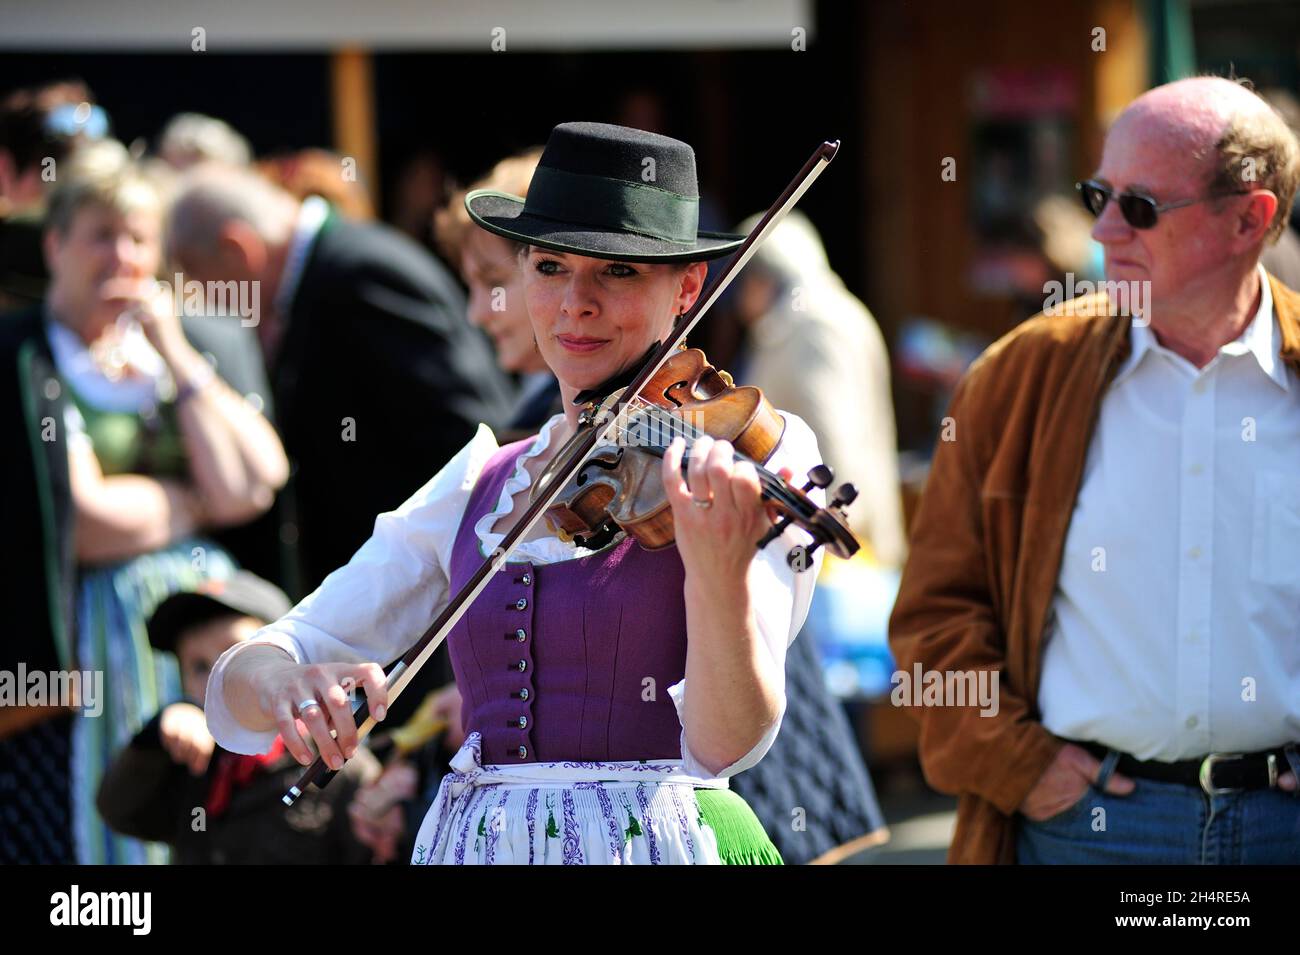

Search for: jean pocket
xmin=1029 ymin=785 xmax=1094 ymax=825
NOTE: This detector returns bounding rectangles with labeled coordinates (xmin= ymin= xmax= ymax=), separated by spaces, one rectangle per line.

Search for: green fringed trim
xmin=695 ymin=788 xmax=784 ymax=865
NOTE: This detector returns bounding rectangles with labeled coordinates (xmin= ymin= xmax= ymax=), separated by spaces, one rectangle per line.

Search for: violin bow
xmin=284 ymin=139 xmax=840 ymax=803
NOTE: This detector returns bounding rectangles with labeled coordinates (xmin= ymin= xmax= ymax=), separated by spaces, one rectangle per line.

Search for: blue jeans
xmin=1016 ymin=745 xmax=1300 ymax=864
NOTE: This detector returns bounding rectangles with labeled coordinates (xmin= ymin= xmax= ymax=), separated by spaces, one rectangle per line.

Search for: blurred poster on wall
xmin=967 ymin=67 xmax=1077 ymax=301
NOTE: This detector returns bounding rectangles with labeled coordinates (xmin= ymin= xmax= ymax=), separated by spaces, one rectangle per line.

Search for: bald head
xmin=166 ymin=163 xmax=299 ymax=268
xmin=1110 ymin=76 xmax=1299 ymax=243
xmin=1117 ymin=77 xmax=1267 ymax=151
xmin=1088 ymin=75 xmax=1300 ymax=334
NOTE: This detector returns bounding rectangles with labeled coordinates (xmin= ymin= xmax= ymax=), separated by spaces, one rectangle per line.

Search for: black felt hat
xmin=465 ymin=122 xmax=745 ymax=263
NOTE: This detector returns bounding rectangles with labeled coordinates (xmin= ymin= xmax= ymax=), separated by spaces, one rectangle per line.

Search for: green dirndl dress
xmin=66 ymin=389 xmax=237 ymax=864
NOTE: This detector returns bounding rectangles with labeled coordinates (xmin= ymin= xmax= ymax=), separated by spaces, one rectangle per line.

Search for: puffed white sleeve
xmin=203 ymin=423 xmax=501 ymax=754
xmin=63 ymin=402 xmax=95 ymax=455
xmin=668 ymin=412 xmax=826 ymax=779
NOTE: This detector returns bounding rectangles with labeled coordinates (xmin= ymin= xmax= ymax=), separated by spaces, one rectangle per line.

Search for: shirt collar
xmin=1240 ymin=263 xmax=1285 ymax=390
xmin=272 ymin=195 xmax=330 ymax=317
xmin=1112 ymin=264 xmax=1286 ymax=391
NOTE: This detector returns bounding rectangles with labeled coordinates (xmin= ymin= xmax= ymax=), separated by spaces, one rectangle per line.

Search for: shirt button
xmin=516 ymin=628 xmax=527 ymax=642
xmin=515 ymin=598 xmax=528 ymax=611
xmin=521 ymin=573 xmax=532 ymax=586
xmin=1187 ymin=546 xmax=1202 ymax=559
xmin=517 ymin=659 xmax=528 ymax=672
xmin=1188 ymin=463 xmax=1204 ymax=476
xmin=518 ymin=688 xmax=529 ymax=701
xmin=518 ymin=745 xmax=528 ymax=758
xmin=1193 ymin=379 xmax=1207 ymax=394
xmin=517 ymin=716 xmax=528 ymax=729
xmin=1185 ymin=715 xmax=1198 ymax=729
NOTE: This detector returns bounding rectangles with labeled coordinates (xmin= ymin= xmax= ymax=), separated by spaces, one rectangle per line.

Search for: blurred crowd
xmin=0 ymin=78 xmax=904 ymax=864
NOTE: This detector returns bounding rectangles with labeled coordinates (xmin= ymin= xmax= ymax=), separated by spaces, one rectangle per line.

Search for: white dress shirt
xmin=1040 ymin=266 xmax=1300 ymax=761
xmin=272 ymin=194 xmax=330 ymax=317
xmin=205 ymin=411 xmax=825 ymax=779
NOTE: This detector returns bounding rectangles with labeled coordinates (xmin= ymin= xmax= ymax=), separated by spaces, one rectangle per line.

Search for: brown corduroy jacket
xmin=888 ymin=273 xmax=1300 ymax=864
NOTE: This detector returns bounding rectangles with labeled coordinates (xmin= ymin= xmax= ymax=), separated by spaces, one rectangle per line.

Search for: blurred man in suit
xmin=167 ymin=165 xmax=514 ymax=594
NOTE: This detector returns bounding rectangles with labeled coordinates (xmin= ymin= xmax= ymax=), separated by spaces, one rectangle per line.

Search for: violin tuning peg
xmin=802 ymin=464 xmax=833 ymax=492
xmin=831 ymin=483 xmax=858 ymax=509
xmin=757 ymin=516 xmax=793 ymax=551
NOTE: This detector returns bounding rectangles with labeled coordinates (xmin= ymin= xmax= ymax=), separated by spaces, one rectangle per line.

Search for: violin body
xmin=535 ymin=348 xmax=858 ymax=565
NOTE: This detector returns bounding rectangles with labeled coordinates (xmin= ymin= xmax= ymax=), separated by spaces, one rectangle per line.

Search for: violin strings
xmin=603 ymin=399 xmax=804 ymax=509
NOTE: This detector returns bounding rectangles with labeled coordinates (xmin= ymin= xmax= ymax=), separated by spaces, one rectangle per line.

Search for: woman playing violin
xmin=204 ymin=122 xmax=827 ymax=864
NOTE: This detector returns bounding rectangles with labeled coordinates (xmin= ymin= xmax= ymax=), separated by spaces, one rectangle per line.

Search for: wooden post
xmin=1092 ymin=0 xmax=1149 ymax=135
xmin=331 ymin=47 xmax=379 ymax=211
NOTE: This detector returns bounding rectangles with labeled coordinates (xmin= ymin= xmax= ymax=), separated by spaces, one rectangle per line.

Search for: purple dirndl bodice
xmin=444 ymin=439 xmax=689 ymax=767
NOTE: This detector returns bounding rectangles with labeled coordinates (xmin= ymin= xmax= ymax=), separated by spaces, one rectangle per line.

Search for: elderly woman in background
xmin=435 ymin=147 xmax=560 ymax=436
xmin=1 ymin=140 xmax=287 ymax=864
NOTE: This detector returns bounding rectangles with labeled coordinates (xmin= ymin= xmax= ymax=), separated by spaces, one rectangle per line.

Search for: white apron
xmin=411 ymin=732 xmax=730 ymax=865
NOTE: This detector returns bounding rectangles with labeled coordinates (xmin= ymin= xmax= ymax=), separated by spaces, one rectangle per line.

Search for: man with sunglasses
xmin=891 ymin=75 xmax=1300 ymax=864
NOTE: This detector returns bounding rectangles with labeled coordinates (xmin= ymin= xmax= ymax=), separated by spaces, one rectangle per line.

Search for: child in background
xmin=97 ymin=571 xmax=380 ymax=864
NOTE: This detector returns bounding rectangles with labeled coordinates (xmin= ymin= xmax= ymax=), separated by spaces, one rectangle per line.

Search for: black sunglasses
xmin=1076 ymin=179 xmax=1250 ymax=230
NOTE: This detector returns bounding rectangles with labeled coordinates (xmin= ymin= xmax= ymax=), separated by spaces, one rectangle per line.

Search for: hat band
xmin=522 ymin=166 xmax=700 ymax=245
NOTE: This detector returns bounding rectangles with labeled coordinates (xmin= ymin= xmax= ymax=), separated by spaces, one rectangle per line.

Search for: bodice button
xmin=515 ymin=598 xmax=528 ymax=611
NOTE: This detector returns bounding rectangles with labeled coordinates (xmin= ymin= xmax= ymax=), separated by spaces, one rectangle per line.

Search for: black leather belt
xmin=1075 ymin=740 xmax=1289 ymax=796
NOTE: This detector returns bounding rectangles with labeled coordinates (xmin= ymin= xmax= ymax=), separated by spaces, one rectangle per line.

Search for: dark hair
xmin=0 ymin=79 xmax=97 ymax=173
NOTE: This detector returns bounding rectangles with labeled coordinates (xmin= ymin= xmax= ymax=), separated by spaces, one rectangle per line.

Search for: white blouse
xmin=205 ymin=411 xmax=825 ymax=780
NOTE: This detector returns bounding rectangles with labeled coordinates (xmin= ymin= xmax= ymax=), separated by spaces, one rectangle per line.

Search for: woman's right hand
xmin=225 ymin=647 xmax=390 ymax=769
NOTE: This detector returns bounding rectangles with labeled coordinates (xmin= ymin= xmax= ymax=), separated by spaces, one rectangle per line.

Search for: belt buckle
xmin=1198 ymin=752 xmax=1244 ymax=796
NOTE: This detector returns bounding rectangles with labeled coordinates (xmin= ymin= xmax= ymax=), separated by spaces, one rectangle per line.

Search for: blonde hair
xmin=435 ymin=147 xmax=543 ymax=264
xmin=44 ymin=138 xmax=161 ymax=235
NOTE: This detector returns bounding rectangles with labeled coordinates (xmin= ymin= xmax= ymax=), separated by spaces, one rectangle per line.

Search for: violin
xmin=534 ymin=347 xmax=859 ymax=569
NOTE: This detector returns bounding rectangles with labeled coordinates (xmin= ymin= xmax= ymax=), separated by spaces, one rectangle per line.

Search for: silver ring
xmin=296 ymin=698 xmax=321 ymax=714
xmin=692 ymin=497 xmax=713 ymax=509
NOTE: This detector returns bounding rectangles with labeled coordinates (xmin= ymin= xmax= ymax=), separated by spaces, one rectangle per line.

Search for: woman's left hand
xmin=662 ymin=434 xmax=783 ymax=585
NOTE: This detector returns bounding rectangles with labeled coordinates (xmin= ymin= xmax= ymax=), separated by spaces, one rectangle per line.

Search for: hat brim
xmin=466 ymin=190 xmax=745 ymax=263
